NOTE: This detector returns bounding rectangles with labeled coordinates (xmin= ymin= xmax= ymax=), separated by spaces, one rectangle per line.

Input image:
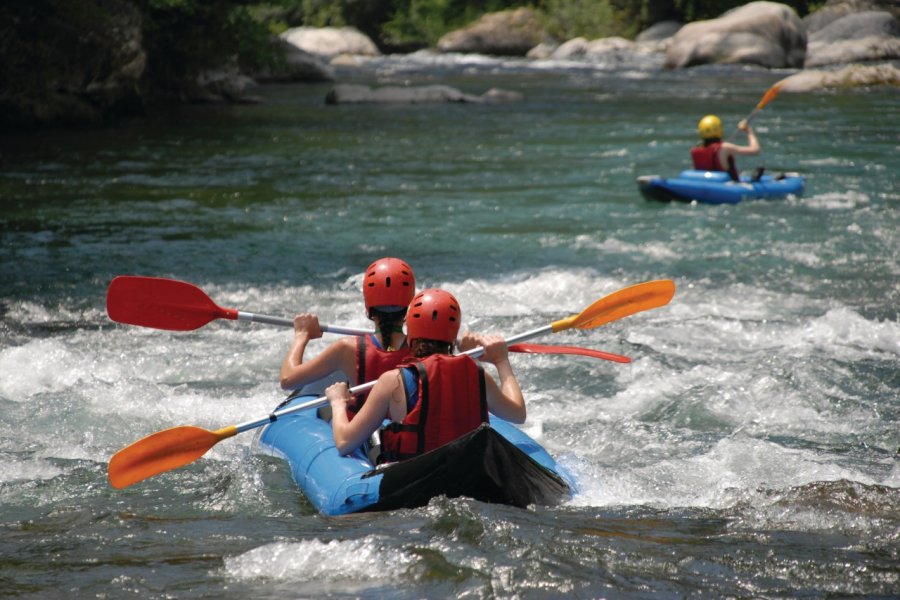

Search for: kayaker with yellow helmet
xmin=691 ymin=115 xmax=760 ymax=181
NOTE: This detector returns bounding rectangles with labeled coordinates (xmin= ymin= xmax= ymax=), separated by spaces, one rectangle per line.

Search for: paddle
xmin=106 ymin=275 xmax=628 ymax=362
xmin=106 ymin=275 xmax=368 ymax=335
xmin=108 ymin=279 xmax=674 ymax=489
xmin=728 ymin=82 xmax=782 ymax=141
xmin=745 ymin=82 xmax=782 ymax=126
xmin=508 ymin=343 xmax=629 ymax=363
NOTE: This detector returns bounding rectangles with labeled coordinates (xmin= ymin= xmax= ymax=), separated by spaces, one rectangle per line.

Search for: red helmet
xmin=363 ymin=257 xmax=415 ymax=314
xmin=406 ymin=288 xmax=461 ymax=344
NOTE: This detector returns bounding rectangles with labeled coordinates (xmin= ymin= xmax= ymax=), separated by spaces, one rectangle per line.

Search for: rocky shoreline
xmin=2 ymin=0 xmax=898 ymax=129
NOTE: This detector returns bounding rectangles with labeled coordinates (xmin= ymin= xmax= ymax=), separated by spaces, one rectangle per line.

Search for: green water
xmin=0 ymin=62 xmax=898 ymax=597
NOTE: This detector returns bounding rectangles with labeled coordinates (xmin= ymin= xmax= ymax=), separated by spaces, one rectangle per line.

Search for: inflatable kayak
xmin=637 ymin=169 xmax=804 ymax=205
xmin=255 ymin=377 xmax=574 ymax=516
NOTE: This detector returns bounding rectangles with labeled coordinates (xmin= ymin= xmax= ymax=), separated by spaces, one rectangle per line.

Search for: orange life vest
xmin=380 ymin=354 xmax=488 ymax=462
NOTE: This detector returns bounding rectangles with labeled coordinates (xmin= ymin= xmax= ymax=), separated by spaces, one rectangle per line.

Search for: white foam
xmin=223 ymin=537 xmax=414 ymax=583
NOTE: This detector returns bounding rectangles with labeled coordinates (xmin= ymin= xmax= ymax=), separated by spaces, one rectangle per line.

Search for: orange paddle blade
xmin=108 ymin=425 xmax=237 ymax=489
xmin=551 ymin=280 xmax=675 ymax=332
xmin=756 ymin=83 xmax=782 ymax=110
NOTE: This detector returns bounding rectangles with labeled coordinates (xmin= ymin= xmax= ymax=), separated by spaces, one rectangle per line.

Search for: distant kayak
xmin=256 ymin=378 xmax=574 ymax=516
xmin=637 ymin=169 xmax=805 ymax=205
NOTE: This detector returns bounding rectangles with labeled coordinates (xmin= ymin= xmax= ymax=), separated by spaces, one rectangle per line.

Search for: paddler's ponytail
xmin=370 ymin=308 xmax=406 ymax=352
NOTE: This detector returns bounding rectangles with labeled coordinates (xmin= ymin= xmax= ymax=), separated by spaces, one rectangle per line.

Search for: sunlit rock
xmin=805 ymin=11 xmax=900 ymax=67
xmin=437 ymin=8 xmax=550 ymax=56
xmin=665 ymin=1 xmax=806 ymax=69
xmin=281 ymin=26 xmax=380 ymax=62
xmin=776 ymin=62 xmax=900 ymax=91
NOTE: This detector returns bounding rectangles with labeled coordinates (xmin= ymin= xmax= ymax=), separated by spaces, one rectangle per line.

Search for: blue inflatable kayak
xmin=255 ymin=379 xmax=574 ymax=516
xmin=638 ymin=169 xmax=804 ymax=205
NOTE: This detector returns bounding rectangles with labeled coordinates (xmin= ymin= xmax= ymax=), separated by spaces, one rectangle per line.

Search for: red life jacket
xmin=347 ymin=334 xmax=410 ymax=417
xmin=380 ymin=354 xmax=488 ymax=462
xmin=691 ymin=142 xmax=739 ymax=181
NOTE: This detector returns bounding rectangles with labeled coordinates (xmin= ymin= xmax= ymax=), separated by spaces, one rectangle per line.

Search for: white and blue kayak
xmin=255 ymin=378 xmax=574 ymax=516
xmin=637 ymin=169 xmax=804 ymax=205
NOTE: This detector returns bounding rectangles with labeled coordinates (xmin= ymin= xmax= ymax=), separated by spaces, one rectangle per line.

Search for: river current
xmin=1 ymin=52 xmax=898 ymax=598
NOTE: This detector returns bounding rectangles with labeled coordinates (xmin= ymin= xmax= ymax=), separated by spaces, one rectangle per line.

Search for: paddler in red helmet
xmin=325 ymin=288 xmax=526 ymax=459
xmin=280 ymin=257 xmax=415 ymax=418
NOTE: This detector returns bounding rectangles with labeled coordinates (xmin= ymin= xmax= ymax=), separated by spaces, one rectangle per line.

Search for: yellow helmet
xmin=698 ymin=115 xmax=723 ymax=140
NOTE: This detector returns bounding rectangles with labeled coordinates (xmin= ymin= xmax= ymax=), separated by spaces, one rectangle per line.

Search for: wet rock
xmin=805 ymin=11 xmax=900 ymax=67
xmin=325 ymin=84 xmax=522 ymax=105
xmin=191 ymin=67 xmax=261 ymax=104
xmin=437 ymin=8 xmax=549 ymax=56
xmin=665 ymin=1 xmax=806 ymax=69
xmin=777 ymin=62 xmax=900 ymax=91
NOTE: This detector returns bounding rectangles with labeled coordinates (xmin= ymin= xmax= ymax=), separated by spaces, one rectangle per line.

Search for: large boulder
xmin=281 ymin=26 xmax=380 ymax=62
xmin=437 ymin=8 xmax=549 ymax=56
xmin=665 ymin=1 xmax=806 ymax=69
xmin=776 ymin=62 xmax=900 ymax=91
xmin=325 ymin=84 xmax=523 ymax=105
xmin=803 ymin=0 xmax=900 ymax=34
xmin=805 ymin=11 xmax=900 ymax=67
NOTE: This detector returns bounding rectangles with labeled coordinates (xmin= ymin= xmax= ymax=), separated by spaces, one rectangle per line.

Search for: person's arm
xmin=327 ymin=372 xmax=398 ymax=455
xmin=477 ymin=334 xmax=526 ymax=424
xmin=728 ymin=120 xmax=760 ymax=156
xmin=280 ymin=314 xmax=355 ymax=390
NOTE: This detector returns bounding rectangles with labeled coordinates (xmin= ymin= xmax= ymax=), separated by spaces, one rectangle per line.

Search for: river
xmin=1 ymin=53 xmax=898 ymax=598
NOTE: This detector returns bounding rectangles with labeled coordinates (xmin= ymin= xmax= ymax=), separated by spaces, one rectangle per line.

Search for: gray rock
xmin=281 ymin=26 xmax=380 ymax=61
xmin=665 ymin=1 xmax=806 ymax=69
xmin=437 ymin=8 xmax=549 ymax=56
xmin=806 ymin=11 xmax=900 ymax=67
xmin=777 ymin=62 xmax=900 ymax=91
xmin=636 ymin=21 xmax=683 ymax=43
xmin=325 ymin=84 xmax=522 ymax=105
xmin=803 ymin=0 xmax=899 ymax=34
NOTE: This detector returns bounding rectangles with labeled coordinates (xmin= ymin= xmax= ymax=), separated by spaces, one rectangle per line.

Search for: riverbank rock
xmin=776 ymin=62 xmax=900 ymax=91
xmin=803 ymin=0 xmax=900 ymax=34
xmin=805 ymin=11 xmax=900 ymax=67
xmin=253 ymin=38 xmax=334 ymax=82
xmin=325 ymin=84 xmax=522 ymax=105
xmin=665 ymin=1 xmax=806 ymax=69
xmin=189 ymin=66 xmax=261 ymax=104
xmin=437 ymin=8 xmax=549 ymax=56
xmin=635 ymin=21 xmax=683 ymax=52
xmin=281 ymin=27 xmax=380 ymax=62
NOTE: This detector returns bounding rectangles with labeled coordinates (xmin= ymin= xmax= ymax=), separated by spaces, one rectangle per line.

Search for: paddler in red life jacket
xmin=690 ymin=114 xmax=760 ymax=181
xmin=280 ymin=257 xmax=415 ymax=417
xmin=325 ymin=288 xmax=526 ymax=459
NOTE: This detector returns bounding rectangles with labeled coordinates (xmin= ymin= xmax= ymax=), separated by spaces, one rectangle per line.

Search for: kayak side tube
xmin=638 ymin=170 xmax=804 ymax=204
xmin=257 ymin=395 xmax=574 ymax=516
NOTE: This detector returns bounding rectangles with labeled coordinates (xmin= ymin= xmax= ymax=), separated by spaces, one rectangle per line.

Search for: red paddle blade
xmin=509 ymin=343 xmax=630 ymax=363
xmin=106 ymin=276 xmax=238 ymax=331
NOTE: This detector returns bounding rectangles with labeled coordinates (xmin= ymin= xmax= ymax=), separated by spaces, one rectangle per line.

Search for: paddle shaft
xmin=236 ymin=311 xmax=368 ymax=335
xmin=233 ymin=324 xmax=557 ymax=433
